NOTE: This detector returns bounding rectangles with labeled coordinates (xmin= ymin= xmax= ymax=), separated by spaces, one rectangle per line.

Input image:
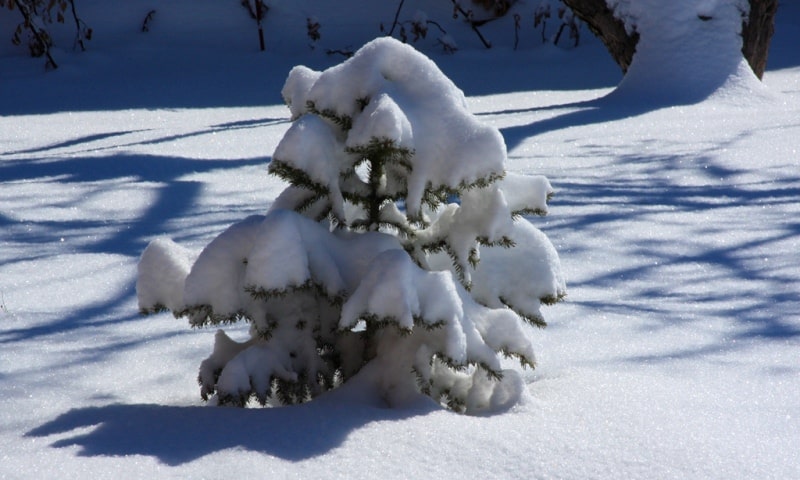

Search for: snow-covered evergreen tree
xmin=137 ymin=37 xmax=565 ymax=413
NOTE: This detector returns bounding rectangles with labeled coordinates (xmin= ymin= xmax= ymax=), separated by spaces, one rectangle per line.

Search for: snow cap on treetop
xmin=279 ymin=36 xmax=508 ymax=217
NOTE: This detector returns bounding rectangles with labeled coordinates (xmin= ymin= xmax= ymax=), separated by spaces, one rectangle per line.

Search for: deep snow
xmin=1 ymin=1 xmax=799 ymax=478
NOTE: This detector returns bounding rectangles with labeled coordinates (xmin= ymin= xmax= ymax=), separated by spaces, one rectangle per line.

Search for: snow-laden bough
xmin=137 ymin=37 xmax=565 ymax=413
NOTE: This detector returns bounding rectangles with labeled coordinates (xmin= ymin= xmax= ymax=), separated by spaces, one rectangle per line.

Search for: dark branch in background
xmin=381 ymin=1 xmax=456 ymax=54
xmin=255 ymin=0 xmax=265 ymax=51
xmin=449 ymin=0 xmax=492 ymax=49
xmin=4 ymin=0 xmax=91 ymax=69
xmin=241 ymin=0 xmax=268 ymax=51
xmin=141 ymin=9 xmax=156 ymax=32
xmin=386 ymin=0 xmax=405 ymax=36
xmin=10 ymin=0 xmax=59 ymax=68
xmin=553 ymin=7 xmax=580 ymax=47
xmin=326 ymin=48 xmax=354 ymax=58
xmin=68 ymin=0 xmax=90 ymax=51
xmin=306 ymin=17 xmax=320 ymax=49
xmin=534 ymin=4 xmax=550 ymax=43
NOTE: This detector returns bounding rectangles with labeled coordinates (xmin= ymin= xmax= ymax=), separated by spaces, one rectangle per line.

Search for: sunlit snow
xmin=1 ymin=0 xmax=798 ymax=478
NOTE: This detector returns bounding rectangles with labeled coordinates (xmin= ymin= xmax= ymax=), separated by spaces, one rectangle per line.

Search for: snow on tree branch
xmin=137 ymin=37 xmax=565 ymax=414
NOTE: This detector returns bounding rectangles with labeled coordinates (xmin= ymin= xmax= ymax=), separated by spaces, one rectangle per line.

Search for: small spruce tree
xmin=137 ymin=37 xmax=565 ymax=413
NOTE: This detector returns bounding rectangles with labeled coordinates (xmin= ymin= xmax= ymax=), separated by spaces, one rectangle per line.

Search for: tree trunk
xmin=561 ymin=0 xmax=638 ymax=73
xmin=741 ymin=0 xmax=778 ymax=79
xmin=564 ymin=0 xmax=777 ymax=79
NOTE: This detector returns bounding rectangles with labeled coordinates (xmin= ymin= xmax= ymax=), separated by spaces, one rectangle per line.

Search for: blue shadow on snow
xmin=26 ymin=395 xmax=439 ymax=465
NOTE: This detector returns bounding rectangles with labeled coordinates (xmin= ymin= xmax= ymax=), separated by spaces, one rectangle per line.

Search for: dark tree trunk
xmin=561 ymin=0 xmax=638 ymax=73
xmin=741 ymin=0 xmax=778 ymax=79
xmin=564 ymin=0 xmax=777 ymax=79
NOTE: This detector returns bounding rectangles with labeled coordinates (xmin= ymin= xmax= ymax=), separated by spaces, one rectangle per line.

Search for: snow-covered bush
xmin=137 ymin=37 xmax=565 ymax=413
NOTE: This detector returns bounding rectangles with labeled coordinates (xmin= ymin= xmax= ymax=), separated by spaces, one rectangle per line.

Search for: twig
xmin=142 ymin=9 xmax=156 ymax=32
xmin=449 ymin=0 xmax=492 ymax=49
xmin=426 ymin=19 xmax=447 ymax=35
xmin=255 ymin=0 xmax=265 ymax=51
xmin=12 ymin=0 xmax=58 ymax=69
xmin=68 ymin=0 xmax=87 ymax=51
xmin=387 ymin=0 xmax=405 ymax=36
xmin=326 ymin=48 xmax=354 ymax=58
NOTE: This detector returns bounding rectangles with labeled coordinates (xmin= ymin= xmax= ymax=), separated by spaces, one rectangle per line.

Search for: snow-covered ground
xmin=1 ymin=1 xmax=798 ymax=478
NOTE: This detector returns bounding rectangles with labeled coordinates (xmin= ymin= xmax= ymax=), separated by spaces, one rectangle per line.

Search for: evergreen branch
xmin=498 ymin=296 xmax=548 ymax=328
xmin=345 ymin=137 xmax=415 ymax=231
xmin=253 ymin=317 xmax=278 ymax=340
xmin=500 ymin=347 xmax=536 ymax=369
xmin=341 ymin=191 xmax=394 ymax=209
xmin=411 ymin=366 xmax=433 ymax=396
xmin=245 ymin=281 xmax=347 ymax=306
xmin=477 ymin=361 xmax=504 ymax=381
xmin=275 ymin=186 xmax=326 ymax=215
xmin=445 ymin=395 xmax=467 ymax=412
xmin=253 ymin=379 xmax=272 ymax=406
xmin=348 ymin=215 xmax=415 ymax=237
xmin=177 ymin=304 xmax=251 ymax=327
xmin=468 ymin=247 xmax=480 ymax=269
xmin=138 ymin=303 xmax=169 ymax=316
xmin=477 ymin=235 xmax=515 ymax=248
xmin=418 ymin=238 xmax=471 ymax=287
xmin=419 ymin=171 xmax=505 ymax=213
xmin=274 ymin=375 xmax=312 ymax=405
xmin=456 ymin=171 xmax=505 ymax=191
xmin=434 ymin=353 xmax=504 ymax=381
xmin=345 ymin=138 xmax=414 ymax=169
xmin=422 ymin=189 xmax=451 ymax=210
xmin=414 ymin=315 xmax=446 ymax=331
xmin=438 ymin=388 xmax=467 ymax=413
xmin=269 ymin=159 xmax=330 ymax=195
xmin=217 ymin=389 xmax=252 ymax=408
xmin=511 ymin=207 xmax=548 ymax=218
xmin=540 ymin=292 xmax=566 ymax=306
xmin=198 ymin=367 xmax=222 ymax=401
xmin=339 ymin=313 xmax=414 ymax=336
xmin=298 ymin=194 xmax=328 ymax=215
xmin=306 ymin=100 xmax=353 ymax=131
xmin=356 ymin=96 xmax=371 ymax=111
xmin=433 ymin=352 xmax=469 ymax=372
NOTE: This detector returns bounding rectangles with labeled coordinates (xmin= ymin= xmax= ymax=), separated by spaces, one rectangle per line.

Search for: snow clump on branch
xmin=137 ymin=37 xmax=565 ymax=414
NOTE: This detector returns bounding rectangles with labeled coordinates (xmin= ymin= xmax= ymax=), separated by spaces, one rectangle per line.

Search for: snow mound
xmin=606 ymin=0 xmax=772 ymax=105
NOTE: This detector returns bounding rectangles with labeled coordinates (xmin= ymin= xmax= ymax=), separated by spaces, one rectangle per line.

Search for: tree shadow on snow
xmin=25 ymin=393 xmax=440 ymax=465
xmin=544 ymin=145 xmax=800 ymax=361
xmin=499 ymin=89 xmax=737 ymax=154
xmin=0 ymin=149 xmax=268 ymax=344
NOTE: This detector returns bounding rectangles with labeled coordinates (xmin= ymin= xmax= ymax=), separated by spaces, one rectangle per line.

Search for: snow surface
xmin=1 ymin=0 xmax=799 ymax=478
